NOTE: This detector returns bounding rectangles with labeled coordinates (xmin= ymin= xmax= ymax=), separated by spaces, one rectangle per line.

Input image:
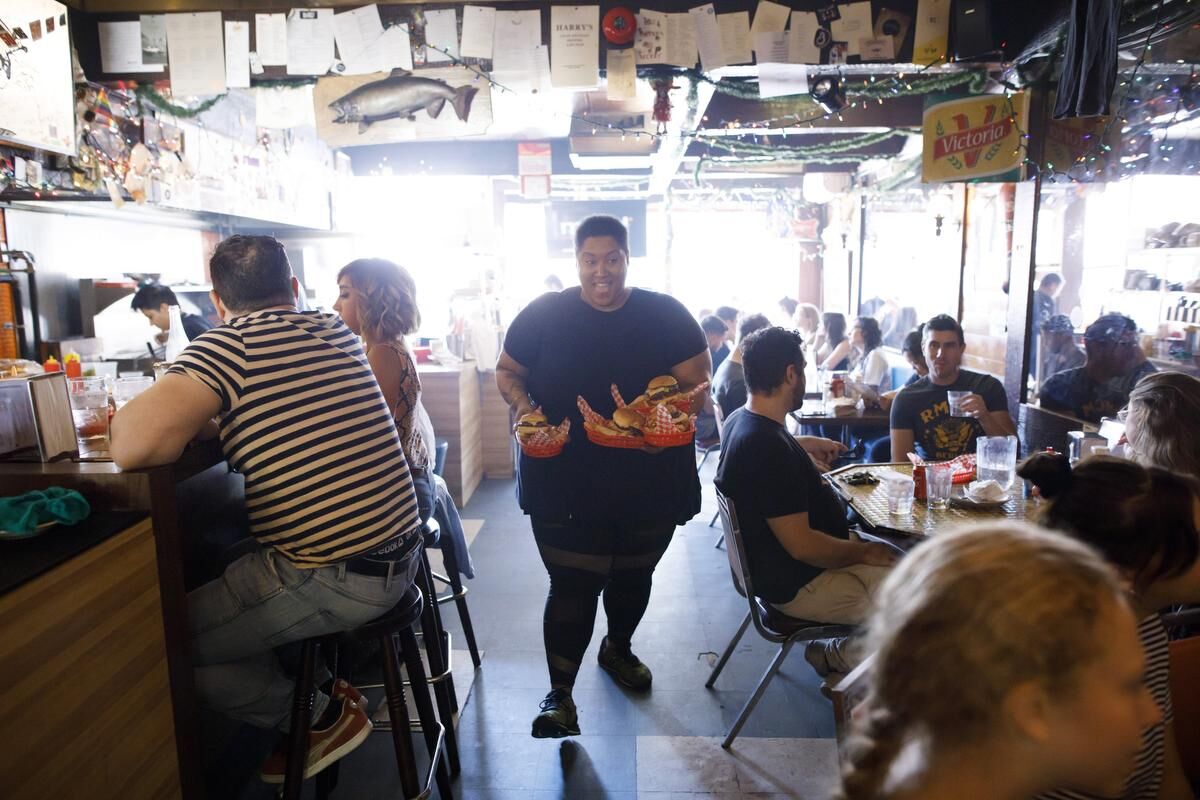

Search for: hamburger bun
xmin=646 ymin=375 xmax=680 ymax=403
xmin=611 ymin=407 xmax=645 ymax=434
xmin=514 ymin=412 xmax=550 ymax=439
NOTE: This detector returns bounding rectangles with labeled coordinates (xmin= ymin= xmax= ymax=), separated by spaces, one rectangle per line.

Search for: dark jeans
xmin=531 ymin=517 xmax=676 ymax=688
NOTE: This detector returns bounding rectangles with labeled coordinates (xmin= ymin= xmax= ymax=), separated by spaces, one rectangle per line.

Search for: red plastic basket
xmin=643 ymin=425 xmax=696 ymax=448
xmin=520 ymin=441 xmax=565 ymax=459
xmin=585 ymin=427 xmax=646 ymax=449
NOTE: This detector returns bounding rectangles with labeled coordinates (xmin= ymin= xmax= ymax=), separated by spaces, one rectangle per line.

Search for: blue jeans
xmin=188 ymin=542 xmax=419 ymax=731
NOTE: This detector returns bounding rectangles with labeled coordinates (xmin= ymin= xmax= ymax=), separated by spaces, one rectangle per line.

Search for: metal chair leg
xmin=283 ymin=639 xmax=319 ymax=800
xmin=706 ymin=610 xmax=751 ymax=688
xmin=709 ymin=509 xmax=720 ymax=529
xmin=721 ymin=640 xmax=795 ymax=749
xmin=399 ymin=624 xmax=455 ymax=800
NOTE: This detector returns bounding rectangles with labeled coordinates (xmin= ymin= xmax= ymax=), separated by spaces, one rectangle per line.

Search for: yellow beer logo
xmin=923 ymin=93 xmax=1028 ymax=183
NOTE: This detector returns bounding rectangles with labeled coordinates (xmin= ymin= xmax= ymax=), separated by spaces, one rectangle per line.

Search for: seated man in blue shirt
xmin=890 ymin=314 xmax=1015 ymax=462
xmin=715 ymin=327 xmax=898 ymax=687
xmin=1040 ymin=313 xmax=1156 ymax=424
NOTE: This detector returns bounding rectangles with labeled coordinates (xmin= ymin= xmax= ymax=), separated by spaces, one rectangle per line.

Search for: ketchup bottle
xmin=913 ymin=465 xmax=928 ymax=501
xmin=42 ymin=356 xmax=61 ymax=373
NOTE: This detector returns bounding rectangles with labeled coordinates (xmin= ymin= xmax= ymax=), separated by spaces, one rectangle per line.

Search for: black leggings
xmin=531 ymin=517 xmax=676 ymax=689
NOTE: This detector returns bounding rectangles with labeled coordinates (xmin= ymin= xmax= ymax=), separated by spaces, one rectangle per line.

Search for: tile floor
xmin=228 ymin=460 xmax=841 ymax=799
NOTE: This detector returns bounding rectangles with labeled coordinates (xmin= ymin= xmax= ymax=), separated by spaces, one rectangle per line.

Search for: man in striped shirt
xmin=112 ymin=235 xmax=421 ymax=782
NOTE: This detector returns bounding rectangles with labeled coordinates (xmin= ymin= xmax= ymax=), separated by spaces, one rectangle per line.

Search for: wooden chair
xmin=1168 ymin=632 xmax=1200 ymax=789
xmin=706 ymin=490 xmax=855 ymax=747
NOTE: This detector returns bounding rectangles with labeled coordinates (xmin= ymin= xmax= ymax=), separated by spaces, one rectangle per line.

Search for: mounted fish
xmin=328 ymin=68 xmax=479 ymax=133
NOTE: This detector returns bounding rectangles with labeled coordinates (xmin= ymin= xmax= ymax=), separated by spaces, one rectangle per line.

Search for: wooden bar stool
xmin=281 ymin=584 xmax=453 ymax=800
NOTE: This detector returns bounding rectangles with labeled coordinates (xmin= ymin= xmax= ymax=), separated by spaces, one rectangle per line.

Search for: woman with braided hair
xmin=836 ymin=523 xmax=1159 ymax=800
xmin=335 ymin=258 xmax=435 ymax=521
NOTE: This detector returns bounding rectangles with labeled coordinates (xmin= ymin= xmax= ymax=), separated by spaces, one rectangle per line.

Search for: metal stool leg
xmin=380 ymin=633 xmax=423 ymax=798
xmin=399 ymin=624 xmax=455 ymax=800
xmin=419 ymin=551 xmax=459 ymax=713
xmin=283 ymin=639 xmax=319 ymax=800
xmin=418 ymin=579 xmax=461 ymax=775
xmin=438 ymin=542 xmax=481 ymax=668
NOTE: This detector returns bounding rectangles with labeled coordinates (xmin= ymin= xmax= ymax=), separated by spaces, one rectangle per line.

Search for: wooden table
xmin=792 ymin=402 xmax=890 ymax=429
xmin=825 ymin=462 xmax=1036 ymax=539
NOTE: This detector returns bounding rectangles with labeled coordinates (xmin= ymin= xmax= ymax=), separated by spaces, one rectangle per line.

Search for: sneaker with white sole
xmin=260 ymin=697 xmax=372 ymax=784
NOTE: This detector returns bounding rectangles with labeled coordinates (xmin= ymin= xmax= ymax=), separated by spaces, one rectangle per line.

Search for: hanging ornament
xmin=603 ymin=8 xmax=636 ymax=46
xmin=652 ymin=79 xmax=675 ymax=134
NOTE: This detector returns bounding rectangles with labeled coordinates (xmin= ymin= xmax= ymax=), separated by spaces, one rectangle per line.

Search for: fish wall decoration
xmin=328 ymin=68 xmax=479 ymax=133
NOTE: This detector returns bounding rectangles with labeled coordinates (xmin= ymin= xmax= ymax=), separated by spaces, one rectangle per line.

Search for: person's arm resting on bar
xmin=110 ymin=373 xmax=222 ymax=469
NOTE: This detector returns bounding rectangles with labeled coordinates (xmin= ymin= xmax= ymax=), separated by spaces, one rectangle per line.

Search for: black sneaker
xmin=531 ymin=688 xmax=580 ymax=738
xmin=597 ymin=636 xmax=653 ymax=691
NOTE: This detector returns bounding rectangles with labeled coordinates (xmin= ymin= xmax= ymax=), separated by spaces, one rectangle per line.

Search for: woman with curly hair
xmin=335 ymin=258 xmax=434 ymax=521
xmin=836 ymin=523 xmax=1159 ymax=800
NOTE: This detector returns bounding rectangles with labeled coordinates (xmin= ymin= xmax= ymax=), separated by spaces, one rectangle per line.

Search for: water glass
xmin=977 ymin=435 xmax=1019 ymax=491
xmin=884 ymin=473 xmax=916 ymax=516
xmin=113 ymin=376 xmax=154 ymax=409
xmin=925 ymin=462 xmax=953 ymax=510
xmin=947 ymin=390 xmax=971 ymax=417
xmin=68 ymin=377 xmax=109 ymax=444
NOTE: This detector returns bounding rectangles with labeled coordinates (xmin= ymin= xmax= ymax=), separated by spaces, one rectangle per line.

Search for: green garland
xmin=695 ymin=129 xmax=911 ymax=158
xmin=636 ymin=65 xmax=987 ymax=101
xmin=133 ymin=79 xmax=316 ymax=119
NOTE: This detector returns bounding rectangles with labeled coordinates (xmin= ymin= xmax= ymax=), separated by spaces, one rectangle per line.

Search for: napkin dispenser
xmin=0 ymin=372 xmax=79 ymax=462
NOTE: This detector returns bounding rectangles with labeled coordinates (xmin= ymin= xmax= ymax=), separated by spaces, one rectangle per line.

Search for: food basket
xmin=909 ymin=453 xmax=976 ymax=484
xmin=585 ymin=427 xmax=646 ymax=449
xmin=520 ymin=440 xmax=565 ymax=459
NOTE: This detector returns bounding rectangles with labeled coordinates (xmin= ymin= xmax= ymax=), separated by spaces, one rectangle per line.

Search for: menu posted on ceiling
xmin=0 ymin=0 xmax=75 ymax=155
xmin=922 ymin=93 xmax=1030 ymax=183
xmin=550 ymin=5 xmax=599 ymax=89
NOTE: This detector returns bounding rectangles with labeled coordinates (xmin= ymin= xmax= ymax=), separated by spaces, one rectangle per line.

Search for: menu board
xmin=0 ymin=0 xmax=75 ymax=155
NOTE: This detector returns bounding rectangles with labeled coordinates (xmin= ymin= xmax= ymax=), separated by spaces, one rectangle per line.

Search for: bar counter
xmin=0 ymin=441 xmax=245 ymax=800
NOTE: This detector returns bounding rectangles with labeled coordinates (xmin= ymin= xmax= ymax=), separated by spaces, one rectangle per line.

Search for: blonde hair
xmin=1126 ymin=371 xmax=1200 ymax=481
xmin=796 ymin=303 xmax=821 ymax=334
xmin=837 ymin=523 xmax=1126 ymax=800
xmin=337 ymin=258 xmax=421 ymax=340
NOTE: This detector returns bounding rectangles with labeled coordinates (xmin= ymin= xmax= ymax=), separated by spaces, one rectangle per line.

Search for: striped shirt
xmin=1038 ymin=614 xmax=1172 ymax=800
xmin=168 ymin=309 xmax=419 ymax=568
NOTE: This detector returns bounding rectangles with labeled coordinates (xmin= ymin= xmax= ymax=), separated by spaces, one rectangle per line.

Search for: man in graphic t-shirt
xmin=1040 ymin=312 xmax=1156 ymax=424
xmin=890 ymin=314 xmax=1016 ymax=462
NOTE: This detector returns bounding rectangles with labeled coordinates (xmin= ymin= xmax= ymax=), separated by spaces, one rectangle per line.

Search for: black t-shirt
xmin=714 ymin=408 xmax=850 ymax=603
xmin=181 ymin=312 xmax=215 ymax=341
xmin=712 ymin=358 xmax=746 ymax=419
xmin=889 ymin=369 xmax=1008 ymax=461
xmin=503 ymin=288 xmax=707 ymax=526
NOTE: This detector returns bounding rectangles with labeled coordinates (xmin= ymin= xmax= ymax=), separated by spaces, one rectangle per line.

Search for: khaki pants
xmin=771 ymin=562 xmax=890 ymax=626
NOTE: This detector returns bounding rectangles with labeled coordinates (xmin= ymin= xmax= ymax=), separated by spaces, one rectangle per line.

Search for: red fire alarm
xmin=603 ymin=7 xmax=636 ymax=46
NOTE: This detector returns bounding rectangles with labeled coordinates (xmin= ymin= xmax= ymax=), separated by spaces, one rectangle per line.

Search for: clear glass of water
xmin=926 ymin=462 xmax=953 ymax=509
xmin=68 ymin=377 xmax=110 ymax=444
xmin=113 ymin=376 xmax=155 ymax=409
xmin=977 ymin=435 xmax=1019 ymax=491
xmin=884 ymin=473 xmax=916 ymax=516
xmin=947 ymin=390 xmax=971 ymax=417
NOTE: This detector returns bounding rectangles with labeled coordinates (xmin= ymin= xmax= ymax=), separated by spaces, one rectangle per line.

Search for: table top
xmin=825 ymin=462 xmax=1037 ymax=538
xmin=792 ymin=402 xmax=890 ymax=428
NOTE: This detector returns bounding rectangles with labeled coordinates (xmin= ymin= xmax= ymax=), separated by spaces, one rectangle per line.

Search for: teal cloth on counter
xmin=0 ymin=488 xmax=91 ymax=534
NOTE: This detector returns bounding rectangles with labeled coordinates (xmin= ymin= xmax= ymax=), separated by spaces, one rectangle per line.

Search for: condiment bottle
xmin=164 ymin=305 xmax=191 ymax=362
xmin=913 ymin=465 xmax=927 ymax=500
xmin=42 ymin=355 xmax=61 ymax=373
xmin=63 ymin=352 xmax=82 ymax=378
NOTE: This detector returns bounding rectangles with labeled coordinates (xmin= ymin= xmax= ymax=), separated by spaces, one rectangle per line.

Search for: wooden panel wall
xmin=421 ymin=363 xmax=483 ymax=506
xmin=0 ymin=520 xmax=182 ymax=800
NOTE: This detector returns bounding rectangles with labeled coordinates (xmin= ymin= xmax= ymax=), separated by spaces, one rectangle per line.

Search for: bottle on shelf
xmin=164 ymin=305 xmax=191 ymax=362
xmin=42 ymin=355 xmax=61 ymax=373
xmin=63 ymin=352 xmax=82 ymax=378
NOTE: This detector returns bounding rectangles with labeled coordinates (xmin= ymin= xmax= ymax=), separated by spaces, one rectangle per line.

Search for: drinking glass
xmin=113 ymin=376 xmax=154 ymax=409
xmin=947 ymin=390 xmax=971 ymax=417
xmin=884 ymin=473 xmax=915 ymax=516
xmin=926 ymin=462 xmax=953 ymax=509
xmin=68 ymin=377 xmax=109 ymax=444
xmin=977 ymin=435 xmax=1019 ymax=491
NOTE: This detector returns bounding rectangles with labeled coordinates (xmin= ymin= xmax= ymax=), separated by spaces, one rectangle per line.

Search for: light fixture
xmin=809 ymin=76 xmax=847 ymax=114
